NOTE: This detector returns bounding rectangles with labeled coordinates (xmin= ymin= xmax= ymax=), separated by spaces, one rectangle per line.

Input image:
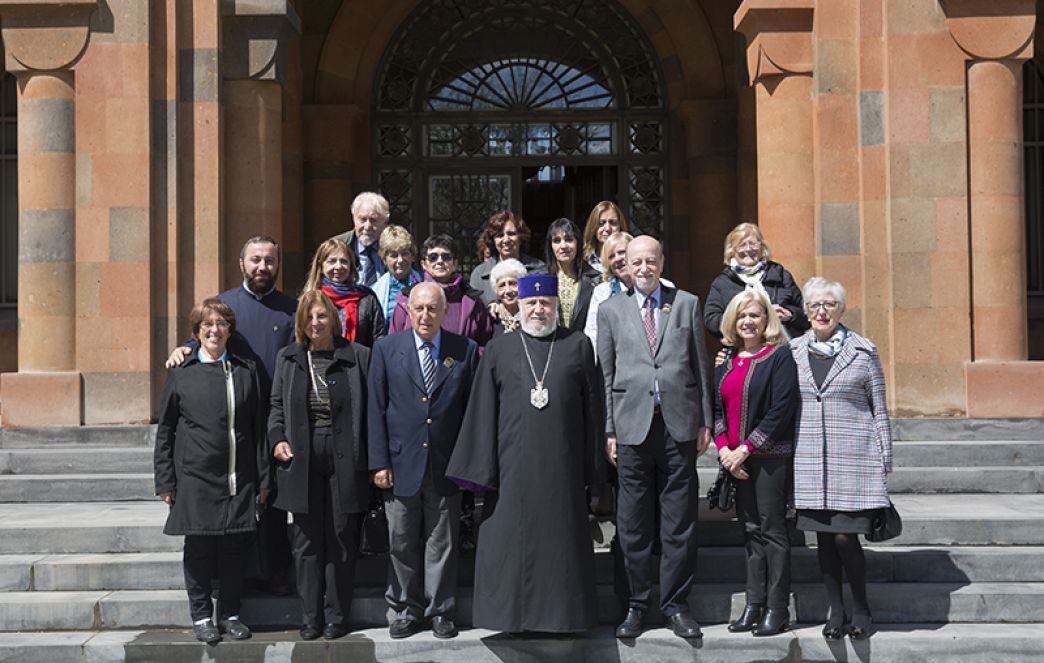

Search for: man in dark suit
xmin=332 ymin=191 xmax=390 ymax=286
xmin=367 ymin=282 xmax=480 ymax=640
xmin=596 ymin=235 xmax=714 ymax=640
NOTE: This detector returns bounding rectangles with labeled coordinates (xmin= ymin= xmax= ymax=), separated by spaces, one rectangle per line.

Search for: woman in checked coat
xmin=790 ymin=277 xmax=893 ymax=642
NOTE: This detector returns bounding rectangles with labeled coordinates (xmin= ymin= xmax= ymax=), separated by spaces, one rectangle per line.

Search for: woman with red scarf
xmin=303 ymin=239 xmax=385 ymax=348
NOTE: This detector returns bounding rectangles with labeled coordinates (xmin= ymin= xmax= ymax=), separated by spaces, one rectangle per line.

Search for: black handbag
xmin=706 ymin=464 xmax=736 ymax=511
xmin=866 ymin=501 xmax=902 ymax=542
xmin=359 ymin=491 xmax=390 ymax=556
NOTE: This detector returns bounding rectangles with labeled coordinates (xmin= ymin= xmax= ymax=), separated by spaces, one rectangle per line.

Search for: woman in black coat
xmin=544 ymin=217 xmax=601 ymax=333
xmin=154 ymin=297 xmax=270 ymax=645
xmin=303 ymin=238 xmax=385 ymax=348
xmin=713 ymin=289 xmax=799 ymax=637
xmin=268 ymin=290 xmax=371 ymax=641
xmin=705 ymin=223 xmax=809 ymax=339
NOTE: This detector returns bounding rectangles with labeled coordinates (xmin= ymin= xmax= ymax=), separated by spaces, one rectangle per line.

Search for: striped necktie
xmin=421 ymin=342 xmax=436 ymax=394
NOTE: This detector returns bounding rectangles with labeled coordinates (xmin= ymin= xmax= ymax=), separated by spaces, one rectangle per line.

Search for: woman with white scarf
xmin=704 ymin=223 xmax=808 ymax=340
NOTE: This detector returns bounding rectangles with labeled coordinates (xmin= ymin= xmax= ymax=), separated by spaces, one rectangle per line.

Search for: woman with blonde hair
xmin=705 ymin=223 xmax=807 ymax=339
xmin=303 ymin=238 xmax=385 ymax=347
xmin=713 ymin=289 xmax=798 ymax=637
xmin=581 ymin=201 xmax=629 ymax=273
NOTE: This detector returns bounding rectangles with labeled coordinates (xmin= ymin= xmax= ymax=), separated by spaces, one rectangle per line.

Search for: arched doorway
xmin=371 ymin=0 xmax=668 ymax=270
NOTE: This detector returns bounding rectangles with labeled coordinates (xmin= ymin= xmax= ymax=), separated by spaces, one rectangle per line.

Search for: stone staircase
xmin=0 ymin=419 xmax=1041 ymax=661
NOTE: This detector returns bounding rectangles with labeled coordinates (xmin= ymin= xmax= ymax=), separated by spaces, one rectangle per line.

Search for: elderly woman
xmin=714 ymin=290 xmax=798 ymax=637
xmin=584 ymin=231 xmax=633 ymax=348
xmin=268 ymin=291 xmax=371 ymax=641
xmin=372 ymin=225 xmax=422 ymax=322
xmin=791 ymin=277 xmax=892 ymax=641
xmin=154 ymin=298 xmax=269 ymax=644
xmin=705 ymin=223 xmax=808 ymax=340
xmin=390 ymin=234 xmax=494 ymax=350
xmin=546 ymin=217 xmax=601 ymax=333
xmin=489 ymin=258 xmax=526 ymax=333
xmin=581 ymin=201 xmax=629 ymax=273
xmin=304 ymin=239 xmax=385 ymax=348
xmin=469 ymin=210 xmax=545 ymax=305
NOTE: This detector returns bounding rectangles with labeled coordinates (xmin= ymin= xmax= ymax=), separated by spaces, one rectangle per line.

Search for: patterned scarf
xmin=320 ymin=277 xmax=368 ymax=342
xmin=808 ymin=324 xmax=848 ymax=358
xmin=730 ymin=259 xmax=769 ymax=300
xmin=610 ymin=276 xmax=623 ymax=296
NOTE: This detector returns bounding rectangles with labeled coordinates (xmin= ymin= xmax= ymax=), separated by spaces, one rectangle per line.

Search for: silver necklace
xmin=519 ymin=330 xmax=555 ymax=409
xmin=307 ymin=351 xmax=329 ymax=405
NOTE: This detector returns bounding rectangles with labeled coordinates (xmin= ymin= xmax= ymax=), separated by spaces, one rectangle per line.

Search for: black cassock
xmin=446 ymin=327 xmax=605 ymax=632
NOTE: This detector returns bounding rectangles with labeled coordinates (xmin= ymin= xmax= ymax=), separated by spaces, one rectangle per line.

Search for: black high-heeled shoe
xmin=752 ymin=608 xmax=789 ymax=636
xmin=822 ymin=611 xmax=848 ymax=640
xmin=728 ymin=604 xmax=763 ymax=633
xmin=848 ymin=614 xmax=873 ymax=640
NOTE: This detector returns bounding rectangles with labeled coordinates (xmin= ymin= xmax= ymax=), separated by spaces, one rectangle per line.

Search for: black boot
xmin=752 ymin=607 xmax=789 ymax=636
xmin=728 ymin=604 xmax=763 ymax=633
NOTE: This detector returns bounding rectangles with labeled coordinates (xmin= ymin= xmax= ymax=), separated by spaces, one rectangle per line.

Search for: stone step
xmin=1 ymin=494 xmax=1042 ymax=554
xmin=6 ymin=545 xmax=1044 ymax=592
xmin=0 ymin=426 xmax=154 ymax=449
xmin=892 ymin=417 xmax=1044 ymax=441
xmin=0 ymin=474 xmax=157 ymax=502
xmin=0 ymin=448 xmax=153 ymax=475
xmin=2 ymin=582 xmax=1044 ymax=631
xmin=3 ymin=624 xmax=1044 ymax=663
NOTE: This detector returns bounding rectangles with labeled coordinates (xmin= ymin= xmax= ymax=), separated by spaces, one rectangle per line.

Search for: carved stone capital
xmin=941 ymin=0 xmax=1035 ymax=61
xmin=734 ymin=0 xmax=814 ymax=86
xmin=221 ymin=0 xmax=301 ymax=84
xmin=0 ymin=0 xmax=98 ymax=72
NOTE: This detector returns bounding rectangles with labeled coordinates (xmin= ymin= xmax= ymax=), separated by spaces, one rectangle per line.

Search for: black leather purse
xmin=359 ymin=490 xmax=390 ymax=556
xmin=706 ymin=463 xmax=736 ymax=511
xmin=866 ymin=501 xmax=902 ymax=542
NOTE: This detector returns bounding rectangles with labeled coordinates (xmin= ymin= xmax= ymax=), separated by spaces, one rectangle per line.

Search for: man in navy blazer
xmin=367 ymin=282 xmax=480 ymax=640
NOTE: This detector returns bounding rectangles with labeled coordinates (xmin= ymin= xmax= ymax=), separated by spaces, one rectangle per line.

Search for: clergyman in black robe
xmin=446 ymin=273 xmax=604 ymax=633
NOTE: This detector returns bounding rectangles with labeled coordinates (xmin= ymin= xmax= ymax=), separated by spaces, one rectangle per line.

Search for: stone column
xmin=221 ymin=1 xmax=300 ymax=292
xmin=0 ymin=0 xmax=96 ymax=426
xmin=942 ymin=0 xmax=1043 ymax=416
xmin=734 ymin=0 xmax=816 ymax=283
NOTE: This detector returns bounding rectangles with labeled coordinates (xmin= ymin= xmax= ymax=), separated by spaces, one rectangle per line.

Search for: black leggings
xmin=816 ymin=532 xmax=869 ymax=623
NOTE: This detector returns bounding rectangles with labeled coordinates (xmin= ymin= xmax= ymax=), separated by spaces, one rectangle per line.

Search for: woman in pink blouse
xmin=712 ymin=289 xmax=799 ymax=637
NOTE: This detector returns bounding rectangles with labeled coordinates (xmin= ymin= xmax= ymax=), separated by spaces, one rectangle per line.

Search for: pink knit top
xmin=715 ymin=344 xmax=776 ymax=453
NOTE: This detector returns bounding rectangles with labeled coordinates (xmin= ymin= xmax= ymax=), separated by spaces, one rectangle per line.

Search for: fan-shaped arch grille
xmin=428 ymin=58 xmax=614 ymax=111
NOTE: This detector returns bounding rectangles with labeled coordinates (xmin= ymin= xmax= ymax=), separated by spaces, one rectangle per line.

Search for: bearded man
xmin=445 ymin=273 xmax=604 ymax=634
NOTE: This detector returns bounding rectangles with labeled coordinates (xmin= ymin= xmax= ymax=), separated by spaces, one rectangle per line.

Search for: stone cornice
xmin=941 ymin=0 xmax=1035 ymax=61
xmin=734 ymin=0 xmax=814 ymax=86
xmin=0 ymin=0 xmax=97 ymax=72
xmin=222 ymin=0 xmax=301 ymax=84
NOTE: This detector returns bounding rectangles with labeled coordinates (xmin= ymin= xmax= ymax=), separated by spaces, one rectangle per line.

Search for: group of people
xmin=153 ymin=193 xmax=893 ymax=646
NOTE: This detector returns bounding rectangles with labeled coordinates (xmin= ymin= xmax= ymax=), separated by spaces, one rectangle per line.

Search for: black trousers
xmin=616 ymin=412 xmax=699 ymax=616
xmin=183 ymin=532 xmax=252 ymax=622
xmin=735 ymin=455 xmax=791 ymax=610
xmin=292 ymin=427 xmax=361 ymax=627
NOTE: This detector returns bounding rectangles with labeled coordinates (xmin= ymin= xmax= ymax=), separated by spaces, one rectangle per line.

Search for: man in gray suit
xmin=596 ymin=235 xmax=713 ymax=640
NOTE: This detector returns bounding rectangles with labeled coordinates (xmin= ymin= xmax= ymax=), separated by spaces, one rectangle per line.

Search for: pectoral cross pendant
xmin=530 ymin=383 xmax=549 ymax=409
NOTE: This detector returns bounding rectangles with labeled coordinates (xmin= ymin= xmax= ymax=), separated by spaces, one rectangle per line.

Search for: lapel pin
xmin=443 ymin=357 xmax=455 ymax=368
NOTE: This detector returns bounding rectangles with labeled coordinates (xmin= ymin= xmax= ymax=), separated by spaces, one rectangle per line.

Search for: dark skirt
xmin=796 ymin=508 xmax=874 ymax=534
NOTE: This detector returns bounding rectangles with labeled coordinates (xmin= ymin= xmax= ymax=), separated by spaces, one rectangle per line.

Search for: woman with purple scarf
xmin=388 ymin=234 xmax=494 ymax=351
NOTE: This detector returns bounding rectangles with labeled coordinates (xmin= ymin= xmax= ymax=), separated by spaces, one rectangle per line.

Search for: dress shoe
xmin=431 ymin=616 xmax=458 ymax=639
xmin=728 ymin=603 xmax=764 ymax=632
xmin=848 ymin=614 xmax=873 ymax=640
xmin=665 ymin=612 xmax=703 ymax=639
xmin=615 ymin=608 xmax=644 ymax=639
xmin=752 ymin=608 xmax=789 ymax=636
xmin=193 ymin=620 xmax=221 ymax=644
xmin=299 ymin=624 xmax=321 ymax=640
xmin=389 ymin=618 xmax=421 ymax=639
xmin=323 ymin=623 xmax=349 ymax=640
xmin=218 ymin=618 xmax=251 ymax=640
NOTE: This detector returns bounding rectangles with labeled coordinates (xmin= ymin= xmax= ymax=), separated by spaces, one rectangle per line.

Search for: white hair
xmin=351 ymin=191 xmax=390 ymax=220
xmin=490 ymin=258 xmax=527 ymax=285
xmin=408 ymin=281 xmax=447 ymax=310
xmin=802 ymin=276 xmax=847 ymax=311
xmin=520 ymin=298 xmax=559 ymax=337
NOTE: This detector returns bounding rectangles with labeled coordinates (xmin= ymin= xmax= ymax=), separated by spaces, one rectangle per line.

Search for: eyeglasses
xmin=735 ymin=241 xmax=761 ymax=251
xmin=807 ymin=301 xmax=839 ymax=312
xmin=200 ymin=321 xmax=231 ymax=330
xmin=425 ymin=251 xmax=455 ymax=263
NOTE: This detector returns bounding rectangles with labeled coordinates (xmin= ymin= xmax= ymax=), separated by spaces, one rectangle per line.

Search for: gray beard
xmin=521 ymin=315 xmax=558 ymax=337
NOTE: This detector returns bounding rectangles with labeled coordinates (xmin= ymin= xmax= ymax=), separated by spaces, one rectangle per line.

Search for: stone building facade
xmin=0 ymin=0 xmax=1040 ymax=426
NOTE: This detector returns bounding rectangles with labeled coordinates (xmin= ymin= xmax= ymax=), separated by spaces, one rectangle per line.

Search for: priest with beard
xmin=446 ymin=273 xmax=604 ymax=634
